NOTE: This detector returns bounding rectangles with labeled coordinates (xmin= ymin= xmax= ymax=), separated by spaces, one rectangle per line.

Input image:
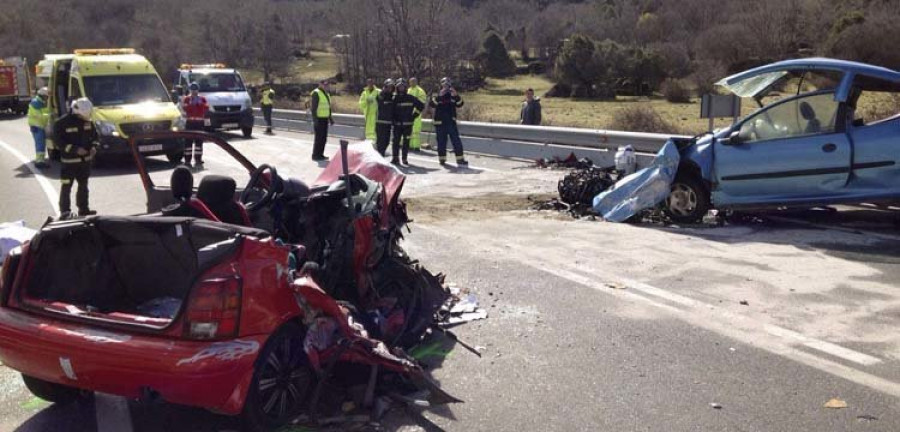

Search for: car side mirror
xmin=720 ymin=130 xmax=742 ymax=146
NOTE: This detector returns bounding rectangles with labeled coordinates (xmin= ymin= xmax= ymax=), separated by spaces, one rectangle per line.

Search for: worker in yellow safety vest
xmin=310 ymin=79 xmax=334 ymax=161
xmin=408 ymin=77 xmax=427 ymax=151
xmin=27 ymin=87 xmax=51 ymax=168
xmin=358 ymin=78 xmax=379 ymax=141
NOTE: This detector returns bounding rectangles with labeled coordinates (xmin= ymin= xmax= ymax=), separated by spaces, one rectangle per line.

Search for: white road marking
xmin=0 ymin=138 xmax=59 ymax=216
xmin=417 ymin=225 xmax=900 ymax=397
xmin=264 ymin=134 xmax=498 ymax=172
xmin=94 ymin=393 xmax=134 ymax=432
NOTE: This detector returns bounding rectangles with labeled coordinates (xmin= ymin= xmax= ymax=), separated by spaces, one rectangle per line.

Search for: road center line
xmin=0 ymin=138 xmax=59 ymax=216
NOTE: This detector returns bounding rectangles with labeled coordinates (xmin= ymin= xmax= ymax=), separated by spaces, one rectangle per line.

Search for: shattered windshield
xmin=83 ymin=74 xmax=171 ymax=106
xmin=717 ymin=71 xmax=789 ymax=98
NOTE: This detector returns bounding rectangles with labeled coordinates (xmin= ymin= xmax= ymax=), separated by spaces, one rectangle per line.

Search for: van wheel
xmin=242 ymin=322 xmax=315 ymax=432
xmin=166 ymin=151 xmax=185 ymax=165
xmin=22 ymin=374 xmax=90 ymax=404
xmin=242 ymin=127 xmax=253 ymax=138
xmin=664 ymin=175 xmax=710 ymax=224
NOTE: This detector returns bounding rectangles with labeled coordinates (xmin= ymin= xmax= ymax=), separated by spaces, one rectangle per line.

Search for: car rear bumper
xmin=0 ymin=308 xmax=265 ymax=414
xmin=99 ymin=136 xmax=183 ymax=157
xmin=208 ymin=109 xmax=254 ymax=130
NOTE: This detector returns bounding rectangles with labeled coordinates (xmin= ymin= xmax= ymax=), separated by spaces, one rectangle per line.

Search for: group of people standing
xmin=357 ymin=77 xmax=468 ymax=167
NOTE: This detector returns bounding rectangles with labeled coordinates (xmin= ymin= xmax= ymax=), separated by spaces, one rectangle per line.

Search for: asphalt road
xmin=2 ymin=113 xmax=900 ymax=431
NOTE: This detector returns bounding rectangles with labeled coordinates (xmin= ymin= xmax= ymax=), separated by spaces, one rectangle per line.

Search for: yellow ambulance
xmin=36 ymin=49 xmax=186 ymax=162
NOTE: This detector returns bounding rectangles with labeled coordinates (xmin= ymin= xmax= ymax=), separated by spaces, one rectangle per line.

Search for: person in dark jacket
xmin=375 ymin=78 xmax=396 ymax=157
xmin=520 ymin=88 xmax=542 ymax=126
xmin=429 ymin=77 xmax=468 ymax=166
xmin=55 ymin=98 xmax=99 ymax=220
xmin=390 ymin=78 xmax=425 ymax=165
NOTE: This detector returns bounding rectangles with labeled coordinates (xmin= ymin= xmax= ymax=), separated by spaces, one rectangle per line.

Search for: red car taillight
xmin=184 ymin=277 xmax=242 ymax=340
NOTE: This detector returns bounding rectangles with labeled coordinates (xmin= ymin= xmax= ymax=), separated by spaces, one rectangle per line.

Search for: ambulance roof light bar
xmin=180 ymin=63 xmax=227 ymax=70
xmin=74 ymin=48 xmax=137 ymax=55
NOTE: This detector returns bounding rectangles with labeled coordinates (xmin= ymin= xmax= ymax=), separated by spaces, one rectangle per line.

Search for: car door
xmin=713 ymin=91 xmax=851 ymax=205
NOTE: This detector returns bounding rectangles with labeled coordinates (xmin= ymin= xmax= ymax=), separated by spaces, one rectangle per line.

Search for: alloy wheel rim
xmin=668 ymin=183 xmax=698 ymax=216
xmin=257 ymin=335 xmax=312 ymax=421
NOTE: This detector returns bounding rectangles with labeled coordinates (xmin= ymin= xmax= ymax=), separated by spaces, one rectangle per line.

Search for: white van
xmin=174 ymin=64 xmax=254 ymax=137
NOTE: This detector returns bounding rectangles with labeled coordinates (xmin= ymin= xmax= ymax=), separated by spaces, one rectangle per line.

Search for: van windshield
xmin=83 ymin=74 xmax=171 ymax=107
xmin=188 ymin=72 xmax=245 ymax=92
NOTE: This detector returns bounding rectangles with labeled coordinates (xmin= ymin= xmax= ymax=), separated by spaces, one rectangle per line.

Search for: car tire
xmin=166 ymin=151 xmax=185 ymax=165
xmin=242 ymin=127 xmax=253 ymax=138
xmin=241 ymin=322 xmax=315 ymax=432
xmin=664 ymin=174 xmax=710 ymax=224
xmin=22 ymin=374 xmax=89 ymax=404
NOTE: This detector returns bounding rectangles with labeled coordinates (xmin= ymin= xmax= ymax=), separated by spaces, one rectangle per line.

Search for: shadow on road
xmin=14 ymin=398 xmax=97 ymax=432
xmin=13 ymin=157 xmax=174 ymax=180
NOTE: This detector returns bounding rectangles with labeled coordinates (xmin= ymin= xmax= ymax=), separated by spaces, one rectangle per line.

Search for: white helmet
xmin=71 ymin=97 xmax=93 ymax=119
xmin=37 ymin=87 xmax=49 ymax=97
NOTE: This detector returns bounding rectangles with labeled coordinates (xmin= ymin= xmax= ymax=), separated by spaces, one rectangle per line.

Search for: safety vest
xmin=261 ymin=88 xmax=275 ymax=106
xmin=359 ymin=87 xmax=379 ymax=114
xmin=409 ymin=85 xmax=427 ymax=104
xmin=311 ymin=88 xmax=331 ymax=119
xmin=27 ymin=96 xmax=50 ymax=128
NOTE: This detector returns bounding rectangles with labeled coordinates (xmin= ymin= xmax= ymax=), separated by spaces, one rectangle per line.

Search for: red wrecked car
xmin=0 ymin=131 xmax=459 ymax=431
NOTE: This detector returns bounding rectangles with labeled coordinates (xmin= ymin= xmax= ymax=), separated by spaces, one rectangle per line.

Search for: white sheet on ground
xmin=1 ymin=221 xmax=37 ymax=263
xmin=592 ymin=141 xmax=680 ymax=222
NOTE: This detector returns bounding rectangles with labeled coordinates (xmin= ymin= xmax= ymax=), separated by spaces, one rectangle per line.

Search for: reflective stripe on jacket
xmin=261 ymin=88 xmax=275 ymax=106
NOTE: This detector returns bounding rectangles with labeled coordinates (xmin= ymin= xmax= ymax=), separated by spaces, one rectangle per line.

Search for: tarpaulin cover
xmin=592 ymin=141 xmax=679 ymax=222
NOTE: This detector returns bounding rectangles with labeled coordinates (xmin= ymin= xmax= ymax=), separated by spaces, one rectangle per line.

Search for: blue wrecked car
xmin=664 ymin=58 xmax=900 ymax=223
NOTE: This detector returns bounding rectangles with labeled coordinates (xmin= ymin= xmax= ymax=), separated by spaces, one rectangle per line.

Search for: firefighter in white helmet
xmin=55 ymin=97 xmax=99 ymax=219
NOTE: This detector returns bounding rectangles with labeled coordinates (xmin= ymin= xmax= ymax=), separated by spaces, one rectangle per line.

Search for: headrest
xmin=799 ymin=102 xmax=815 ymax=120
xmin=197 ymin=175 xmax=237 ymax=206
xmin=171 ymin=165 xmax=194 ymax=201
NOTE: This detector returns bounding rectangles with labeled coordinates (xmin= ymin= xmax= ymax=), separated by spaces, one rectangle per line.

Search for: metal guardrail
xmin=255 ymin=108 xmax=687 ymax=154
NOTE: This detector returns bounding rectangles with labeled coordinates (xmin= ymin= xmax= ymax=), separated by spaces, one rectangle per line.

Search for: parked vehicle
xmin=173 ymin=64 xmax=254 ymax=137
xmin=0 ymin=57 xmax=32 ymax=115
xmin=0 ymin=132 xmax=456 ymax=431
xmin=36 ymin=49 xmax=185 ymax=163
xmin=665 ymin=58 xmax=900 ymax=223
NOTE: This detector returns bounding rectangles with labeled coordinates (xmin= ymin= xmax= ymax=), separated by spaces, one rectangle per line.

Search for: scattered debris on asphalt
xmin=533 ymin=152 xmax=594 ymax=170
xmin=824 ymin=398 xmax=848 ymax=409
xmin=593 ymin=141 xmax=679 ymax=222
xmin=857 ymin=414 xmax=879 ymax=422
xmin=710 ymin=402 xmax=723 ymax=409
xmin=739 ymin=300 xmax=749 ymax=306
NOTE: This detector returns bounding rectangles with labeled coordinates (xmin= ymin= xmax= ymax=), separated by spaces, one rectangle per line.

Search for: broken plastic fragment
xmin=446 ymin=309 xmax=488 ymax=324
xmin=824 ymin=398 xmax=848 ymax=409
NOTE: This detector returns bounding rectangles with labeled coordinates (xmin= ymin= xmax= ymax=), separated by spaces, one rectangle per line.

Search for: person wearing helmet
xmin=27 ymin=87 xmax=51 ymax=168
xmin=54 ymin=97 xmax=99 ymax=219
xmin=429 ymin=77 xmax=468 ymax=166
xmin=375 ymin=78 xmax=396 ymax=157
xmin=391 ymin=78 xmax=424 ymax=165
xmin=181 ymin=82 xmax=209 ymax=170
xmin=358 ymin=78 xmax=379 ymax=141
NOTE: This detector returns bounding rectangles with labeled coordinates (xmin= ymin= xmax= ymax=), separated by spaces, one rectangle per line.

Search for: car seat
xmin=800 ymin=101 xmax=821 ymax=134
xmin=197 ymin=175 xmax=252 ymax=226
xmin=161 ymin=165 xmax=220 ymax=221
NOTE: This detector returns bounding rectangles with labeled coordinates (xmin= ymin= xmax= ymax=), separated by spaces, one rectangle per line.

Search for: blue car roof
xmin=723 ymin=58 xmax=900 ymax=85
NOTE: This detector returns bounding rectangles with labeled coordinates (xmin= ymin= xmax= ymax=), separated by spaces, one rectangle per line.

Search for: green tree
xmin=478 ymin=31 xmax=517 ymax=78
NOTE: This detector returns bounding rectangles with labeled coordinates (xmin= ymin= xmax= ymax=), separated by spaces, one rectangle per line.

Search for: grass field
xmin=243 ymin=51 xmax=898 ymax=135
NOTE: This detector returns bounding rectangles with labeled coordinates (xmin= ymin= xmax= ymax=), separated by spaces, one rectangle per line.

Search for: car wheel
xmin=22 ymin=374 xmax=89 ymax=404
xmin=242 ymin=322 xmax=315 ymax=432
xmin=166 ymin=151 xmax=185 ymax=165
xmin=242 ymin=126 xmax=253 ymax=138
xmin=664 ymin=175 xmax=710 ymax=224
